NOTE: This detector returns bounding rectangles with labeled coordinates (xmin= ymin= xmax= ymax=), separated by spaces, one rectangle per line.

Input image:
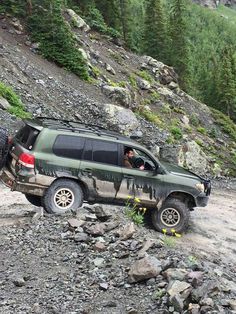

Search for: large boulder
xmin=65 ymin=9 xmax=90 ymax=32
xmin=103 ymin=104 xmax=139 ymax=134
xmin=128 ymin=256 xmax=162 ymax=283
xmin=160 ymin=141 xmax=209 ymax=175
xmin=102 ymin=85 xmax=132 ymax=108
xmin=142 ymin=56 xmax=178 ymax=85
xmin=0 ymin=97 xmax=11 ymax=110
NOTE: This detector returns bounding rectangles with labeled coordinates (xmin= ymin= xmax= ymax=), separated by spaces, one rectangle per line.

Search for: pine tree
xmin=95 ymin=0 xmax=119 ymax=29
xmin=118 ymin=0 xmax=133 ymax=47
xmin=28 ymin=0 xmax=89 ymax=80
xmin=217 ymin=46 xmax=236 ymax=120
xmin=169 ymin=0 xmax=189 ymax=89
xmin=143 ymin=0 xmax=167 ymax=62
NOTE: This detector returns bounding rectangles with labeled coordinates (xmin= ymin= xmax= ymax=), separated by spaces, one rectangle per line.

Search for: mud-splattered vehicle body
xmin=0 ymin=118 xmax=211 ymax=233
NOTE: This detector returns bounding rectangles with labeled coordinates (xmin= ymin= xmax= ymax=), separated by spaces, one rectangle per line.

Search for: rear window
xmin=83 ymin=139 xmax=119 ymax=166
xmin=15 ymin=125 xmax=39 ymax=150
xmin=53 ymin=135 xmax=85 ymax=159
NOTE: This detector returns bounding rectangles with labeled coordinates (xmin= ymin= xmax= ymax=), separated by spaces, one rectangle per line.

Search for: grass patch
xmin=211 ymin=108 xmax=236 ymax=141
xmin=0 ymin=82 xmax=30 ymax=118
xmin=137 ymin=70 xmax=154 ymax=83
xmin=197 ymin=127 xmax=207 ymax=134
xmin=170 ymin=126 xmax=183 ymax=140
xmin=137 ymin=107 xmax=163 ymax=126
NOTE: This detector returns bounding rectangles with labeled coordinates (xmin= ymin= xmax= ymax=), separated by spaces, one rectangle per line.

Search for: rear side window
xmin=15 ymin=125 xmax=39 ymax=150
xmin=83 ymin=139 xmax=118 ymax=166
xmin=53 ymin=135 xmax=85 ymax=159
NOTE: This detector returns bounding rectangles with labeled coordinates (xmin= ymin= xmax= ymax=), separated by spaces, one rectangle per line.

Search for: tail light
xmin=8 ymin=136 xmax=13 ymax=145
xmin=19 ymin=153 xmax=35 ymax=169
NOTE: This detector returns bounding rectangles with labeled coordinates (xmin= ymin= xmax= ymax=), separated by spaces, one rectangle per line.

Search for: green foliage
xmin=28 ymin=0 xmax=89 ymax=80
xmin=137 ymin=107 xmax=163 ymax=126
xmin=208 ymin=127 xmax=217 ymax=138
xmin=85 ymin=5 xmax=120 ymax=38
xmin=129 ymin=74 xmax=137 ymax=88
xmin=211 ymin=108 xmax=236 ymax=141
xmin=197 ymin=127 xmax=207 ymax=134
xmin=137 ymin=70 xmax=154 ymax=83
xmin=169 ymin=0 xmax=189 ymax=89
xmin=143 ymin=0 xmax=167 ymax=62
xmin=170 ymin=126 xmax=183 ymax=140
xmin=189 ymin=114 xmax=200 ymax=127
xmin=195 ymin=138 xmax=204 ymax=147
xmin=0 ymin=0 xmax=27 ymax=16
xmin=173 ymin=106 xmax=186 ymax=114
xmin=0 ymin=82 xmax=30 ymax=118
xmin=152 ymin=289 xmax=166 ymax=300
xmin=125 ymin=197 xmax=146 ymax=226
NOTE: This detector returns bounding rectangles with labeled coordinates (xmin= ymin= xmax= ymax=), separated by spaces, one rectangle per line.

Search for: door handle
xmin=124 ymin=175 xmax=134 ymax=179
xmin=81 ymin=168 xmax=92 ymax=176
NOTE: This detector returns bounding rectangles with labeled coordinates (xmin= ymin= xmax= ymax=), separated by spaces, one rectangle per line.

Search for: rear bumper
xmin=0 ymin=168 xmax=47 ymax=196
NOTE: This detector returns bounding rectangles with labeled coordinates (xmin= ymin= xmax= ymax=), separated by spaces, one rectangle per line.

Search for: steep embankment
xmin=0 ymin=14 xmax=236 ymax=176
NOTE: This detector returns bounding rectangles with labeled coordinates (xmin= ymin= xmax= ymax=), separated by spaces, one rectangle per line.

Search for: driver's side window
xmin=123 ymin=146 xmax=156 ymax=171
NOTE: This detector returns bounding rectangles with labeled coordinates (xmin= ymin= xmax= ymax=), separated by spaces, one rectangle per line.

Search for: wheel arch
xmin=48 ymin=176 xmax=89 ymax=201
xmin=165 ymin=191 xmax=196 ymax=210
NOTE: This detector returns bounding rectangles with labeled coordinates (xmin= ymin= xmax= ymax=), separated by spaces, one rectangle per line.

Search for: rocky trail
xmin=0 ymin=182 xmax=235 ymax=314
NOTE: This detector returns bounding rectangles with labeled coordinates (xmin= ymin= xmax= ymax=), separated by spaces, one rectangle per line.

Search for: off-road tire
xmin=43 ymin=179 xmax=84 ymax=214
xmin=152 ymin=198 xmax=190 ymax=234
xmin=25 ymin=194 xmax=42 ymax=207
xmin=0 ymin=127 xmax=9 ymax=170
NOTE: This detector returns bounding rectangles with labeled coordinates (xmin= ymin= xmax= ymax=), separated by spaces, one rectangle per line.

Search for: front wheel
xmin=42 ymin=179 xmax=84 ymax=214
xmin=152 ymin=198 xmax=190 ymax=234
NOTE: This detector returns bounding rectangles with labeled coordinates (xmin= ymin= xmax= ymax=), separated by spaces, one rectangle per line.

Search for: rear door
xmin=79 ymin=139 xmax=123 ymax=201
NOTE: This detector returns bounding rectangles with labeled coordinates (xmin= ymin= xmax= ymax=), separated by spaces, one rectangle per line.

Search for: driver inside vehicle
xmin=123 ymin=147 xmax=145 ymax=170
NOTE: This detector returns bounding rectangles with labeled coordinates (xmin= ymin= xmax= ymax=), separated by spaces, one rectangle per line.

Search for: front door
xmin=116 ymin=146 xmax=163 ymax=206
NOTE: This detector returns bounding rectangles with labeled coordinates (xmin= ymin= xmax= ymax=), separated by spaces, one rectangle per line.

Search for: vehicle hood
xmin=161 ymin=162 xmax=201 ymax=180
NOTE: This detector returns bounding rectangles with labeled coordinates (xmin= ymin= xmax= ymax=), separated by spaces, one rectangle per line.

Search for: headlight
xmin=195 ymin=183 xmax=205 ymax=192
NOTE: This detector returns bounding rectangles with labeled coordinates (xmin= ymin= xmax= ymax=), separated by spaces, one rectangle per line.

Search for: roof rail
xmin=36 ymin=116 xmax=107 ymax=131
xmin=34 ymin=116 xmax=123 ymax=140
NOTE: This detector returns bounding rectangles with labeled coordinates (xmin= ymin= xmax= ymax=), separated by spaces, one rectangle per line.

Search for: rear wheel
xmin=152 ymin=198 xmax=190 ymax=234
xmin=43 ymin=179 xmax=84 ymax=214
xmin=25 ymin=194 xmax=42 ymax=207
xmin=0 ymin=127 xmax=8 ymax=170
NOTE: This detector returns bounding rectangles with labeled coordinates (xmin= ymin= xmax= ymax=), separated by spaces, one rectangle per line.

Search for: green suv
xmin=0 ymin=117 xmax=211 ymax=233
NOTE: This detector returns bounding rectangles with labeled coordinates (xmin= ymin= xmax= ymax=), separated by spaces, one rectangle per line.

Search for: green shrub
xmin=208 ymin=127 xmax=218 ymax=138
xmin=28 ymin=1 xmax=89 ymax=80
xmin=195 ymin=138 xmax=204 ymax=147
xmin=161 ymin=104 xmax=171 ymax=115
xmin=129 ymin=74 xmax=137 ymax=88
xmin=190 ymin=114 xmax=200 ymax=126
xmin=138 ymin=108 xmax=162 ymax=126
xmin=137 ymin=70 xmax=154 ymax=83
xmin=173 ymin=107 xmax=186 ymax=114
xmin=197 ymin=127 xmax=207 ymax=134
xmin=170 ymin=127 xmax=183 ymax=140
xmin=0 ymin=82 xmax=30 ymax=118
xmin=211 ymin=108 xmax=236 ymax=141
xmin=85 ymin=6 xmax=120 ymax=38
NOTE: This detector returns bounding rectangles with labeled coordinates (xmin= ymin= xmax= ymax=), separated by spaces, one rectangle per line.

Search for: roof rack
xmin=33 ymin=116 xmax=126 ymax=141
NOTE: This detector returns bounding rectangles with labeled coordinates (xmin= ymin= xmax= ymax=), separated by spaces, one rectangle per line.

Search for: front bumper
xmin=0 ymin=168 xmax=46 ymax=196
xmin=195 ymin=194 xmax=209 ymax=207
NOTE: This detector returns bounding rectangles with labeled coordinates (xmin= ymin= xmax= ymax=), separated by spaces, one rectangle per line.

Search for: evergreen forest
xmin=1 ymin=0 xmax=236 ymax=122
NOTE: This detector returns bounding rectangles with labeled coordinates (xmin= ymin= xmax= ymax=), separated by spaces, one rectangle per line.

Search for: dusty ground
xmin=0 ymin=183 xmax=235 ymax=264
xmin=0 ymin=182 xmax=236 ymax=313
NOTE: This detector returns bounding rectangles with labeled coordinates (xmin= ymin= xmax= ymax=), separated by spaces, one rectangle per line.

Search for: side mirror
xmin=153 ymin=164 xmax=160 ymax=175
